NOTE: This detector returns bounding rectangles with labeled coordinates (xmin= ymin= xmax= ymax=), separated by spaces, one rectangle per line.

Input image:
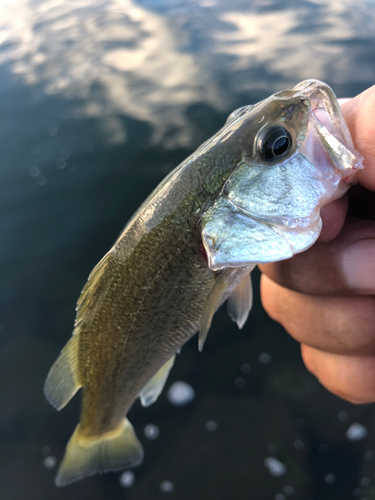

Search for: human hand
xmin=259 ymin=85 xmax=375 ymax=404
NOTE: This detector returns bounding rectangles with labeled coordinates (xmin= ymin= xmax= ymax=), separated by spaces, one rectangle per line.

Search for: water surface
xmin=2 ymin=1 xmax=375 ymax=499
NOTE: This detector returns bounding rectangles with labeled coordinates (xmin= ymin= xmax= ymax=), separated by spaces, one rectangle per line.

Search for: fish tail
xmin=55 ymin=419 xmax=144 ymax=487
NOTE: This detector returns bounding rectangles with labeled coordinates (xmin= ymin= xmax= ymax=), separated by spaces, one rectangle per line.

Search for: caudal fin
xmin=55 ymin=419 xmax=144 ymax=486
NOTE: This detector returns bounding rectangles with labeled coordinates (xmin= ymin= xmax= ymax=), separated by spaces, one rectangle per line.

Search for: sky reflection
xmin=1 ymin=0 xmax=374 ymax=148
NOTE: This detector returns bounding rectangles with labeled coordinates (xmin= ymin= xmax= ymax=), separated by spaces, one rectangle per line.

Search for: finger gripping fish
xmin=44 ymin=80 xmax=363 ymax=486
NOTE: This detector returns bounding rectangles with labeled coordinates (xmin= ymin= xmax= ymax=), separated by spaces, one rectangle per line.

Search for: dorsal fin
xmin=227 ymin=272 xmax=253 ymax=329
xmin=44 ymin=334 xmax=81 ymax=411
xmin=140 ymin=355 xmax=176 ymax=407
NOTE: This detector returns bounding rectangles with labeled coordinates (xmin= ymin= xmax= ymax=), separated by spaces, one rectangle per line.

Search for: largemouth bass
xmin=45 ymin=80 xmax=363 ymax=486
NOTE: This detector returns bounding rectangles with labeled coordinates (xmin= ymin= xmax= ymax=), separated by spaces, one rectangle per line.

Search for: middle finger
xmin=261 ymin=274 xmax=375 ymax=356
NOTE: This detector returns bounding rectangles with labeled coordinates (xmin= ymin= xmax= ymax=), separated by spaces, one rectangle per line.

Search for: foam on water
xmin=205 ymin=420 xmax=218 ymax=432
xmin=144 ymin=424 xmax=160 ymax=440
xmin=167 ymin=381 xmax=195 ymax=406
xmin=324 ymin=473 xmax=335 ymax=484
xmin=346 ymin=423 xmax=368 ymax=441
xmin=259 ymin=352 xmax=272 ymax=364
xmin=119 ymin=471 xmax=135 ymax=488
xmin=264 ymin=457 xmax=287 ymax=477
xmin=338 ymin=411 xmax=349 ymax=422
xmin=43 ymin=456 xmax=57 ymax=469
xmin=283 ymin=485 xmax=294 ymax=495
xmin=160 ymin=480 xmax=174 ymax=493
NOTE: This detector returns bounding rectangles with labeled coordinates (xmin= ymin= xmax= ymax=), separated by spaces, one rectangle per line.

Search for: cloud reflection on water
xmin=0 ymin=0 xmax=374 ymax=148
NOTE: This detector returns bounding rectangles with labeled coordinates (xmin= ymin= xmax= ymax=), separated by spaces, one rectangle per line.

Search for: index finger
xmin=341 ymin=85 xmax=375 ymax=191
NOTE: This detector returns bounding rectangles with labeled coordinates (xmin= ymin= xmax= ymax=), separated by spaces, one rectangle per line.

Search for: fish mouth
xmin=293 ymin=79 xmax=363 ymax=182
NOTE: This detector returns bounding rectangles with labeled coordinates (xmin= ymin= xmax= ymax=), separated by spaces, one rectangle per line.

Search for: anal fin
xmin=227 ymin=272 xmax=253 ymax=329
xmin=140 ymin=355 xmax=175 ymax=407
xmin=44 ymin=334 xmax=81 ymax=411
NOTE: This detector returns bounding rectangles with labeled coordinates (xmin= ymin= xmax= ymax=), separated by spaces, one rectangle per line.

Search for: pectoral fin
xmin=199 ymin=269 xmax=240 ymax=351
xmin=140 ymin=355 xmax=176 ymax=407
xmin=227 ymin=272 xmax=253 ymax=329
xmin=44 ymin=334 xmax=81 ymax=411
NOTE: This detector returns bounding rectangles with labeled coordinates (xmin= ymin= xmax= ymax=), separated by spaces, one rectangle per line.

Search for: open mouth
xmin=293 ymin=79 xmax=363 ymax=183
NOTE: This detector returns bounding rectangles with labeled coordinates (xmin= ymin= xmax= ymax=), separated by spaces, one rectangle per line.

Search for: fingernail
xmin=341 ymin=239 xmax=375 ymax=291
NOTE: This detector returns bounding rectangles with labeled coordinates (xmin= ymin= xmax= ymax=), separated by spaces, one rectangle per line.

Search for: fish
xmin=44 ymin=80 xmax=363 ymax=486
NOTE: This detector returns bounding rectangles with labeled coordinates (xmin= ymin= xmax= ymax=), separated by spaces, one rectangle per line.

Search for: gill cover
xmin=201 ymin=80 xmax=363 ymax=270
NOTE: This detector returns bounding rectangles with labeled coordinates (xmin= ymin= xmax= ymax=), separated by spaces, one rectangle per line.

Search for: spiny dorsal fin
xmin=55 ymin=419 xmax=143 ymax=487
xmin=227 ymin=272 xmax=253 ymax=329
xmin=44 ymin=334 xmax=81 ymax=411
xmin=75 ymin=251 xmax=113 ymax=328
xmin=140 ymin=355 xmax=176 ymax=407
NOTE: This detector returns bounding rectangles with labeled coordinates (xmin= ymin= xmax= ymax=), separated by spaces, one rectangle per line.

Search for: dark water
xmin=2 ymin=1 xmax=375 ymax=499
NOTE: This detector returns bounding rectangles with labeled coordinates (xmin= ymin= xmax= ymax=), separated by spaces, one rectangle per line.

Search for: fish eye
xmin=258 ymin=126 xmax=292 ymax=161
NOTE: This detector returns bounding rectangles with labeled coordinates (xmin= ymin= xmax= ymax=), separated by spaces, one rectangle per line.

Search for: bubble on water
xmin=352 ymin=487 xmax=361 ymax=497
xmin=144 ymin=424 xmax=159 ymax=440
xmin=338 ymin=411 xmax=349 ymax=422
xmin=275 ymin=494 xmax=286 ymax=500
xmin=259 ymin=352 xmax=272 ymax=364
xmin=167 ymin=381 xmax=195 ymax=406
xmin=365 ymin=451 xmax=374 ymax=460
xmin=319 ymin=444 xmax=328 ymax=454
xmin=119 ymin=471 xmax=135 ymax=488
xmin=283 ymin=485 xmax=294 ymax=495
xmin=360 ymin=477 xmax=370 ymax=486
xmin=293 ymin=439 xmax=304 ymax=450
xmin=29 ymin=166 xmax=40 ymax=177
xmin=160 ymin=480 xmax=174 ymax=493
xmin=346 ymin=423 xmax=368 ymax=441
xmin=47 ymin=125 xmax=58 ymax=137
xmin=240 ymin=363 xmax=251 ymax=374
xmin=205 ymin=420 xmax=218 ymax=432
xmin=235 ymin=376 xmax=246 ymax=388
xmin=43 ymin=456 xmax=57 ymax=469
xmin=264 ymin=457 xmax=287 ymax=477
xmin=36 ymin=175 xmax=47 ymax=186
xmin=56 ymin=158 xmax=67 ymax=169
xmin=324 ymin=473 xmax=335 ymax=484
